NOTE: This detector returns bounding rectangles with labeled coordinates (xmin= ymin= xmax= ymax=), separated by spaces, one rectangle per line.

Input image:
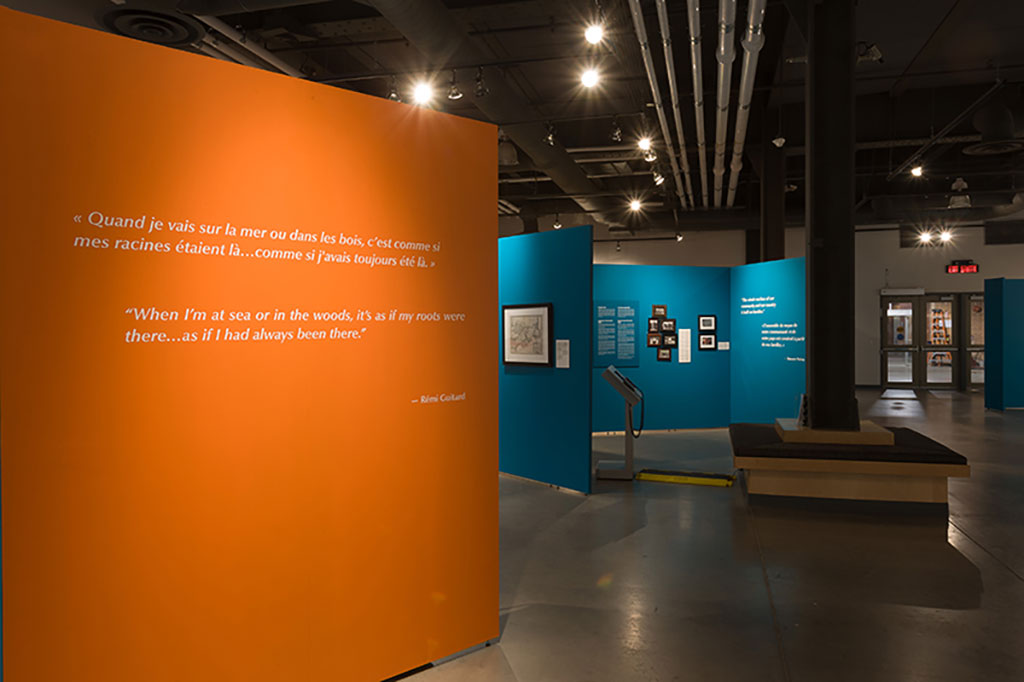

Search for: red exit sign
xmin=947 ymin=261 xmax=979 ymax=274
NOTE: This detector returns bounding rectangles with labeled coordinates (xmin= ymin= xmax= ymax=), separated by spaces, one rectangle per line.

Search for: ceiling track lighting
xmin=544 ymin=122 xmax=557 ymax=146
xmin=629 ymin=199 xmax=642 ymax=212
xmin=643 ymin=149 xmax=658 ymax=163
xmin=552 ymin=214 xmax=562 ymax=230
xmin=474 ymin=66 xmax=489 ymax=98
xmin=447 ymin=69 xmax=463 ymax=101
xmin=412 ymin=80 xmax=433 ymax=106
xmin=586 ymin=0 xmax=607 ymax=45
xmin=581 ymin=67 xmax=600 ymax=88
xmin=675 ymin=232 xmax=684 ymax=242
xmin=653 ymin=169 xmax=665 ymax=186
xmin=386 ymin=76 xmax=400 ymax=102
xmin=911 ymin=165 xmax=924 ymax=177
xmin=610 ymin=116 xmax=623 ymax=142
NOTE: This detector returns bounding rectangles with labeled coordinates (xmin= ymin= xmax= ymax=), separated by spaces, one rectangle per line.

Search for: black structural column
xmin=805 ymin=0 xmax=859 ymax=429
xmin=761 ymin=108 xmax=786 ymax=261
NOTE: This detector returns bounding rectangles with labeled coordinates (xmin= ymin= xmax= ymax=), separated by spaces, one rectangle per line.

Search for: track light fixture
xmin=911 ymin=165 xmax=924 ymax=177
xmin=553 ymin=214 xmax=562 ymax=230
xmin=629 ymin=199 xmax=642 ymax=212
xmin=637 ymin=137 xmax=652 ymax=151
xmin=676 ymin=232 xmax=684 ymax=242
xmin=919 ymin=231 xmax=933 ymax=244
xmin=447 ymin=69 xmax=463 ymax=100
xmin=544 ymin=122 xmax=556 ymax=146
xmin=581 ymin=68 xmax=599 ymax=88
xmin=386 ymin=77 xmax=400 ymax=102
xmin=474 ymin=67 xmax=488 ymax=97
xmin=643 ymin=148 xmax=657 ymax=163
xmin=585 ymin=23 xmax=604 ymax=45
xmin=616 ymin=240 xmax=621 ymax=252
xmin=412 ymin=81 xmax=433 ymax=106
xmin=610 ymin=117 xmax=623 ymax=142
xmin=939 ymin=230 xmax=953 ymax=243
xmin=653 ymin=169 xmax=665 ymax=186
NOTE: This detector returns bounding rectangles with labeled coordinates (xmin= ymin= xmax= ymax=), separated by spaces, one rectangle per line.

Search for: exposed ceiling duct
xmin=963 ymin=97 xmax=1024 ymax=155
xmin=725 ymin=0 xmax=766 ymax=208
xmin=178 ymin=0 xmax=332 ymax=14
xmin=363 ymin=0 xmax=625 ymax=225
xmin=685 ymin=0 xmax=710 ymax=209
xmin=712 ymin=0 xmax=737 ymax=208
xmin=654 ymin=0 xmax=696 ymax=209
xmin=191 ymin=13 xmax=305 ymax=76
xmin=625 ymin=0 xmax=688 ymax=209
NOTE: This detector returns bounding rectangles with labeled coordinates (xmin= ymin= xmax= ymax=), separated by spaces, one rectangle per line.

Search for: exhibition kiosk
xmin=1 ymin=9 xmax=497 ymax=681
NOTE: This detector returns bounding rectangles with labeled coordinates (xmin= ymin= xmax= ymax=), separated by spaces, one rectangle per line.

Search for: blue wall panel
xmin=730 ymin=258 xmax=806 ymax=423
xmin=985 ymin=278 xmax=1024 ymax=410
xmin=499 ymin=226 xmax=592 ymax=493
xmin=592 ymin=264 xmax=731 ymax=431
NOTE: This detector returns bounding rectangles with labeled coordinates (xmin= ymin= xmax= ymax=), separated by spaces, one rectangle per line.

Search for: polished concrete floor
xmin=412 ymin=390 xmax=1024 ymax=681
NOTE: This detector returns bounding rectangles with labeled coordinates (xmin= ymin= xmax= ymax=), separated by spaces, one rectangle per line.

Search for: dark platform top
xmin=729 ymin=423 xmax=968 ymax=466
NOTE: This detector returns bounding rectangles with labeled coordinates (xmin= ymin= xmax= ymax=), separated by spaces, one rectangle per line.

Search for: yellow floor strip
xmin=635 ymin=471 xmax=735 ymax=487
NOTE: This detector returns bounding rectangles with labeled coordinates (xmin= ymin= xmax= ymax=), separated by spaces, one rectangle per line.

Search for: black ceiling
xmin=10 ymin=0 xmax=1024 ymax=232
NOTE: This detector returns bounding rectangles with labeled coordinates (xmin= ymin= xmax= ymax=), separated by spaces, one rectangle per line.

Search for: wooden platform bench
xmin=729 ymin=423 xmax=970 ymax=504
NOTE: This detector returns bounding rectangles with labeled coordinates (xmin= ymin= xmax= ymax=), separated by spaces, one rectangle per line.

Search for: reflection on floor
xmin=411 ymin=390 xmax=1024 ymax=682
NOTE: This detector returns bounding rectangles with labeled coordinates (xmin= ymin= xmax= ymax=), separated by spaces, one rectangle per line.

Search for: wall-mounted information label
xmin=556 ymin=339 xmax=570 ymax=368
xmin=678 ymin=329 xmax=692 ymax=363
xmin=594 ymin=299 xmax=639 ymax=367
xmin=717 ymin=340 xmax=730 ymax=351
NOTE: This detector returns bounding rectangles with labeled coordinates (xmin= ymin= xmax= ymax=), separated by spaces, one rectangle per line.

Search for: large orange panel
xmin=0 ymin=9 xmax=497 ymax=681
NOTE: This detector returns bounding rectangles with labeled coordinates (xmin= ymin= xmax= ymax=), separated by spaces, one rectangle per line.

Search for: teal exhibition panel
xmin=592 ymin=264 xmax=732 ymax=431
xmin=591 ymin=258 xmax=806 ymax=433
xmin=729 ymin=258 xmax=807 ymax=423
xmin=984 ymin=278 xmax=1024 ymax=410
xmin=498 ymin=226 xmax=593 ymax=493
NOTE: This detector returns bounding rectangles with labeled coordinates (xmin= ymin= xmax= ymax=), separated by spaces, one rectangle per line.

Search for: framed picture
xmin=648 ymin=317 xmax=661 ymax=333
xmin=657 ymin=348 xmax=672 ymax=362
xmin=698 ymin=315 xmax=717 ymax=331
xmin=661 ymin=318 xmax=676 ymax=333
xmin=647 ymin=332 xmax=662 ymax=347
xmin=662 ymin=333 xmax=678 ymax=347
xmin=502 ymin=303 xmax=553 ymax=366
xmin=698 ymin=333 xmax=717 ymax=350
xmin=652 ymin=304 xmax=667 ymax=318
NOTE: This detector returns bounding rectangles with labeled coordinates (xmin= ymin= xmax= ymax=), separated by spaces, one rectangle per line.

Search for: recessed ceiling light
xmin=585 ymin=23 xmax=604 ymax=45
xmin=911 ymin=165 xmax=923 ymax=177
xmin=581 ymin=68 xmax=599 ymax=88
xmin=412 ymin=81 xmax=433 ymax=105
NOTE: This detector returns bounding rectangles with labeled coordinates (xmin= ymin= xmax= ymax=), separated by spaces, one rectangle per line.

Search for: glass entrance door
xmin=880 ymin=293 xmax=980 ymax=389
xmin=881 ymin=298 xmax=916 ymax=386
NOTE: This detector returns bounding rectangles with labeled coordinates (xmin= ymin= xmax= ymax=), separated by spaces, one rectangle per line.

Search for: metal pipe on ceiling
xmin=654 ymin=0 xmax=696 ymax=209
xmin=725 ymin=0 xmax=766 ymax=208
xmin=625 ymin=0 xmax=688 ymax=209
xmin=197 ymin=42 xmax=235 ymax=63
xmin=192 ymin=14 xmax=305 ymax=77
xmin=712 ymin=0 xmax=737 ymax=208
xmin=685 ymin=0 xmax=710 ymax=208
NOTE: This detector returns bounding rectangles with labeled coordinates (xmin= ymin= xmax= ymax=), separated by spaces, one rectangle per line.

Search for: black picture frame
xmin=698 ymin=333 xmax=717 ymax=350
xmin=502 ymin=303 xmax=553 ymax=366
xmin=648 ymin=317 xmax=661 ymax=333
xmin=657 ymin=348 xmax=672 ymax=362
xmin=647 ymin=332 xmax=662 ymax=347
xmin=652 ymin=304 xmax=668 ymax=318
xmin=661 ymin=318 xmax=676 ymax=332
xmin=698 ymin=314 xmax=717 ymax=332
xmin=662 ymin=333 xmax=678 ymax=347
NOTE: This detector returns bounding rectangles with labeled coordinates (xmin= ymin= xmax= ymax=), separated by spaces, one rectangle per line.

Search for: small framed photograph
xmin=502 ymin=303 xmax=553 ymax=366
xmin=698 ymin=315 xmax=717 ymax=331
xmin=662 ymin=333 xmax=677 ymax=347
xmin=698 ymin=333 xmax=717 ymax=350
xmin=648 ymin=317 xmax=661 ymax=333
xmin=657 ymin=348 xmax=672 ymax=362
xmin=652 ymin=304 xmax=667 ymax=318
xmin=661 ymin=318 xmax=676 ymax=333
xmin=647 ymin=332 xmax=662 ymax=347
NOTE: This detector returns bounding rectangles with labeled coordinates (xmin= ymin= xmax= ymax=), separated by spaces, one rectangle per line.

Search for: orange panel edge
xmin=0 ymin=8 xmax=498 ymax=682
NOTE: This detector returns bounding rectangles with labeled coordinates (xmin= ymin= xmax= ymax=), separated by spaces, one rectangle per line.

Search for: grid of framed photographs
xmin=649 ymin=304 xmax=678 ymax=361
